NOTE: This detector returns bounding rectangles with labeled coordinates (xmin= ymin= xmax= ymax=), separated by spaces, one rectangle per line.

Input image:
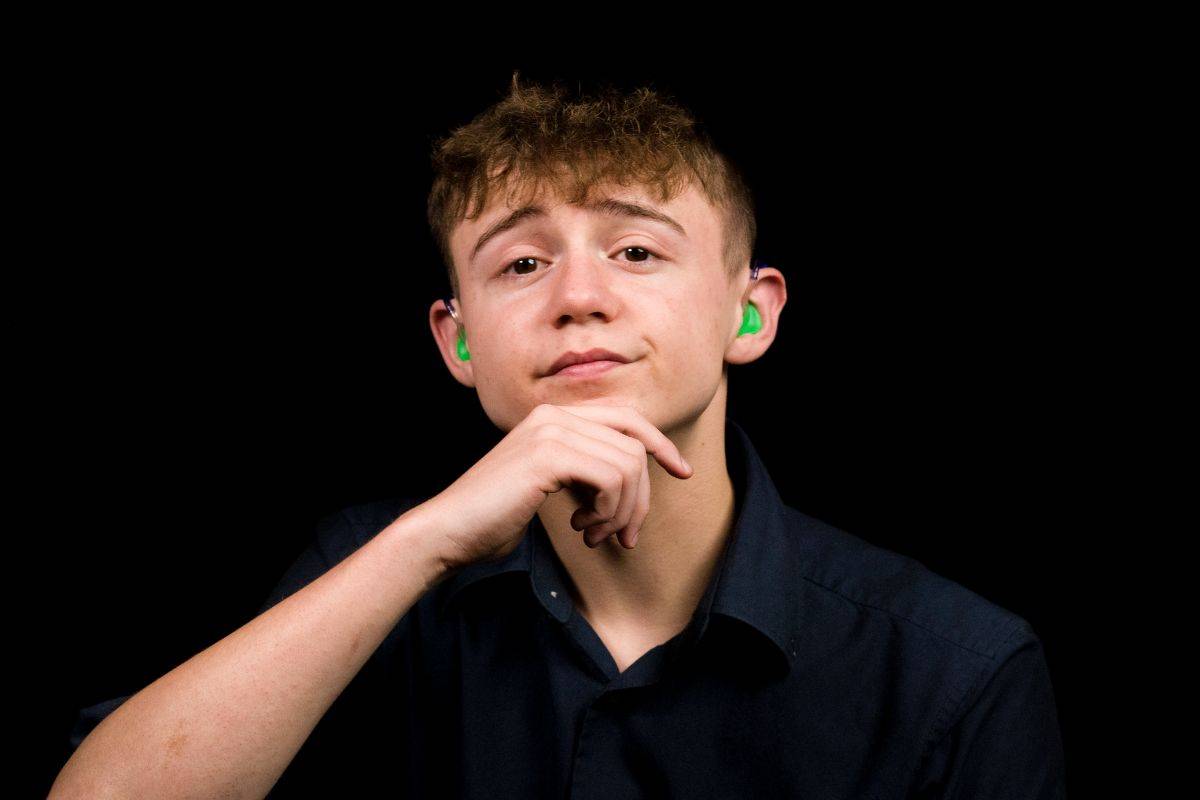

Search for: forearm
xmin=50 ymin=504 xmax=449 ymax=800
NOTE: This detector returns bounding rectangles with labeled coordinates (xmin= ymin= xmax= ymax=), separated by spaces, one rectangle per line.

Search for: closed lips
xmin=547 ymin=349 xmax=631 ymax=375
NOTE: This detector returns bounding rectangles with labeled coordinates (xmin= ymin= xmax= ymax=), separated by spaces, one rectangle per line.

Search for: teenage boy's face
xmin=434 ymin=178 xmax=760 ymax=433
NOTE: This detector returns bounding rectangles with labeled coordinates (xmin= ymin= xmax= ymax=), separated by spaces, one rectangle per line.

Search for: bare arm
xmin=50 ymin=502 xmax=450 ymax=800
xmin=53 ymin=402 xmax=693 ymax=798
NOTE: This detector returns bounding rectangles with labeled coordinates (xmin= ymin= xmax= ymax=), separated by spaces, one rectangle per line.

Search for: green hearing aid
xmin=737 ymin=302 xmax=762 ymax=336
xmin=443 ymin=297 xmax=471 ymax=360
xmin=737 ymin=260 xmax=766 ymax=335
xmin=456 ymin=327 xmax=471 ymax=361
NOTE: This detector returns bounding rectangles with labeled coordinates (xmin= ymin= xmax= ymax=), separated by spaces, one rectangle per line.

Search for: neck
xmin=538 ymin=399 xmax=736 ymax=634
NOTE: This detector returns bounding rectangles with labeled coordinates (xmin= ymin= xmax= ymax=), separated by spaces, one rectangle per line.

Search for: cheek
xmin=475 ymin=316 xmax=525 ymax=364
xmin=471 ymin=317 xmax=541 ymax=394
xmin=660 ymin=291 xmax=727 ymax=347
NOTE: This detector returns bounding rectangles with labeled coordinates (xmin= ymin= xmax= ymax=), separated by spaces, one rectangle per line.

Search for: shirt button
xmin=550 ymin=591 xmax=558 ymax=598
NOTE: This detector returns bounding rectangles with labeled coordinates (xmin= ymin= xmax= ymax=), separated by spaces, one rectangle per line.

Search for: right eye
xmin=500 ymin=256 xmax=543 ymax=278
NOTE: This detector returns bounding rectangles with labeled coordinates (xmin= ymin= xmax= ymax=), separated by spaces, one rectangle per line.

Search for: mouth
xmin=548 ymin=360 xmax=628 ymax=379
xmin=545 ymin=348 xmax=633 ymax=377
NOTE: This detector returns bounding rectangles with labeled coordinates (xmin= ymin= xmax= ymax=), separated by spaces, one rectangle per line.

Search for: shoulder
xmin=780 ymin=505 xmax=1035 ymax=661
xmin=778 ymin=510 xmax=1069 ymax=791
xmin=776 ymin=506 xmax=1048 ymax=756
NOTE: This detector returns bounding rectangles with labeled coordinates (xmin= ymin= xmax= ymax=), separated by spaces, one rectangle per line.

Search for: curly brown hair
xmin=427 ymin=70 xmax=757 ymax=299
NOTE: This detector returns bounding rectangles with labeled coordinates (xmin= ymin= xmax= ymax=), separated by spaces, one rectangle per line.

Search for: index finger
xmin=550 ymin=404 xmax=693 ymax=478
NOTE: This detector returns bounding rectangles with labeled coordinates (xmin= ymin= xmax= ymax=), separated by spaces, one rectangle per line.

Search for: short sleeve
xmin=914 ymin=620 xmax=1068 ymax=799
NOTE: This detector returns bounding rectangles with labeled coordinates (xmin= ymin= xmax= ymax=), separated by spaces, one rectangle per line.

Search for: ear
xmin=429 ymin=297 xmax=476 ymax=388
xmin=724 ymin=267 xmax=787 ymax=366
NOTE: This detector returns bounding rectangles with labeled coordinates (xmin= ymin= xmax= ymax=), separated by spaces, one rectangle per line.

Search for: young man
xmin=55 ymin=74 xmax=1066 ymax=798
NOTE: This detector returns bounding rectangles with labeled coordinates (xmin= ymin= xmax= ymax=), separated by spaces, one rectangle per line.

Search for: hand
xmin=422 ymin=404 xmax=693 ymax=573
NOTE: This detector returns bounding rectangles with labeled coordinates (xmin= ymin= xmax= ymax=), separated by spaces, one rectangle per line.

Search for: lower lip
xmin=551 ymin=360 xmax=626 ymax=378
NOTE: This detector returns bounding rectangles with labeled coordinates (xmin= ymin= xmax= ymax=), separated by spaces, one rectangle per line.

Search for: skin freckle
xmin=165 ymin=731 xmax=188 ymax=757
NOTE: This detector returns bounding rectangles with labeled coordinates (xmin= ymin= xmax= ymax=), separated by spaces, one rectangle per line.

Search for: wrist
xmin=380 ymin=499 xmax=459 ymax=591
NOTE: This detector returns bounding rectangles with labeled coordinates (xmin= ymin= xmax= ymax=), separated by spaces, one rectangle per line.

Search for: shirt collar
xmin=434 ymin=416 xmax=802 ymax=675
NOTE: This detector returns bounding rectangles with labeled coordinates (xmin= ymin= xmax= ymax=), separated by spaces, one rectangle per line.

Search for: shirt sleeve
xmin=916 ymin=620 xmax=1068 ymax=799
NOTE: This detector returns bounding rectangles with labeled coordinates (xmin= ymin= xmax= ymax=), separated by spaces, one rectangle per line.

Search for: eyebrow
xmin=468 ymin=197 xmax=688 ymax=267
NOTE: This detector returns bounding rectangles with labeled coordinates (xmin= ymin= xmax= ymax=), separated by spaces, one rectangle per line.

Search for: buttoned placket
xmin=526 ymin=512 xmax=732 ymax=799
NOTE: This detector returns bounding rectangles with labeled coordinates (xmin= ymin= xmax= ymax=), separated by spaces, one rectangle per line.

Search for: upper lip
xmin=546 ymin=348 xmax=632 ymax=375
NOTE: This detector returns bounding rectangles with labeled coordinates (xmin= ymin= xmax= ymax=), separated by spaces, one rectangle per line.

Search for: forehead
xmin=450 ymin=177 xmax=722 ymax=269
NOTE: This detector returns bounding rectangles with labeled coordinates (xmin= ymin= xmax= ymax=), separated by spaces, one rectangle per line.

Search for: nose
xmin=546 ymin=249 xmax=620 ymax=325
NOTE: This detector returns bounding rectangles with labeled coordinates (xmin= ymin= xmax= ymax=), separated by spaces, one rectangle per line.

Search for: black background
xmin=24 ymin=24 xmax=1096 ymax=796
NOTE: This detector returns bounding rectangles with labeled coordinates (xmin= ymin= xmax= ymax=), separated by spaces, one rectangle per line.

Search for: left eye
xmin=617 ymin=246 xmax=658 ymax=263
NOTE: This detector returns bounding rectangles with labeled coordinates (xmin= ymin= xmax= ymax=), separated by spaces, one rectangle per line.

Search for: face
xmin=430 ymin=177 xmax=779 ymax=434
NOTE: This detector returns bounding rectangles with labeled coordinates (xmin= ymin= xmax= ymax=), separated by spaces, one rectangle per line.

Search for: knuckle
xmin=605 ymin=463 xmax=624 ymax=490
xmin=625 ymin=452 xmax=642 ymax=476
xmin=532 ymin=422 xmax=563 ymax=442
xmin=603 ymin=466 xmax=624 ymax=501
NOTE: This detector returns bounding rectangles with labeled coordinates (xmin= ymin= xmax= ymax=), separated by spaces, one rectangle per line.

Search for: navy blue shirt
xmin=68 ymin=417 xmax=1066 ymax=798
